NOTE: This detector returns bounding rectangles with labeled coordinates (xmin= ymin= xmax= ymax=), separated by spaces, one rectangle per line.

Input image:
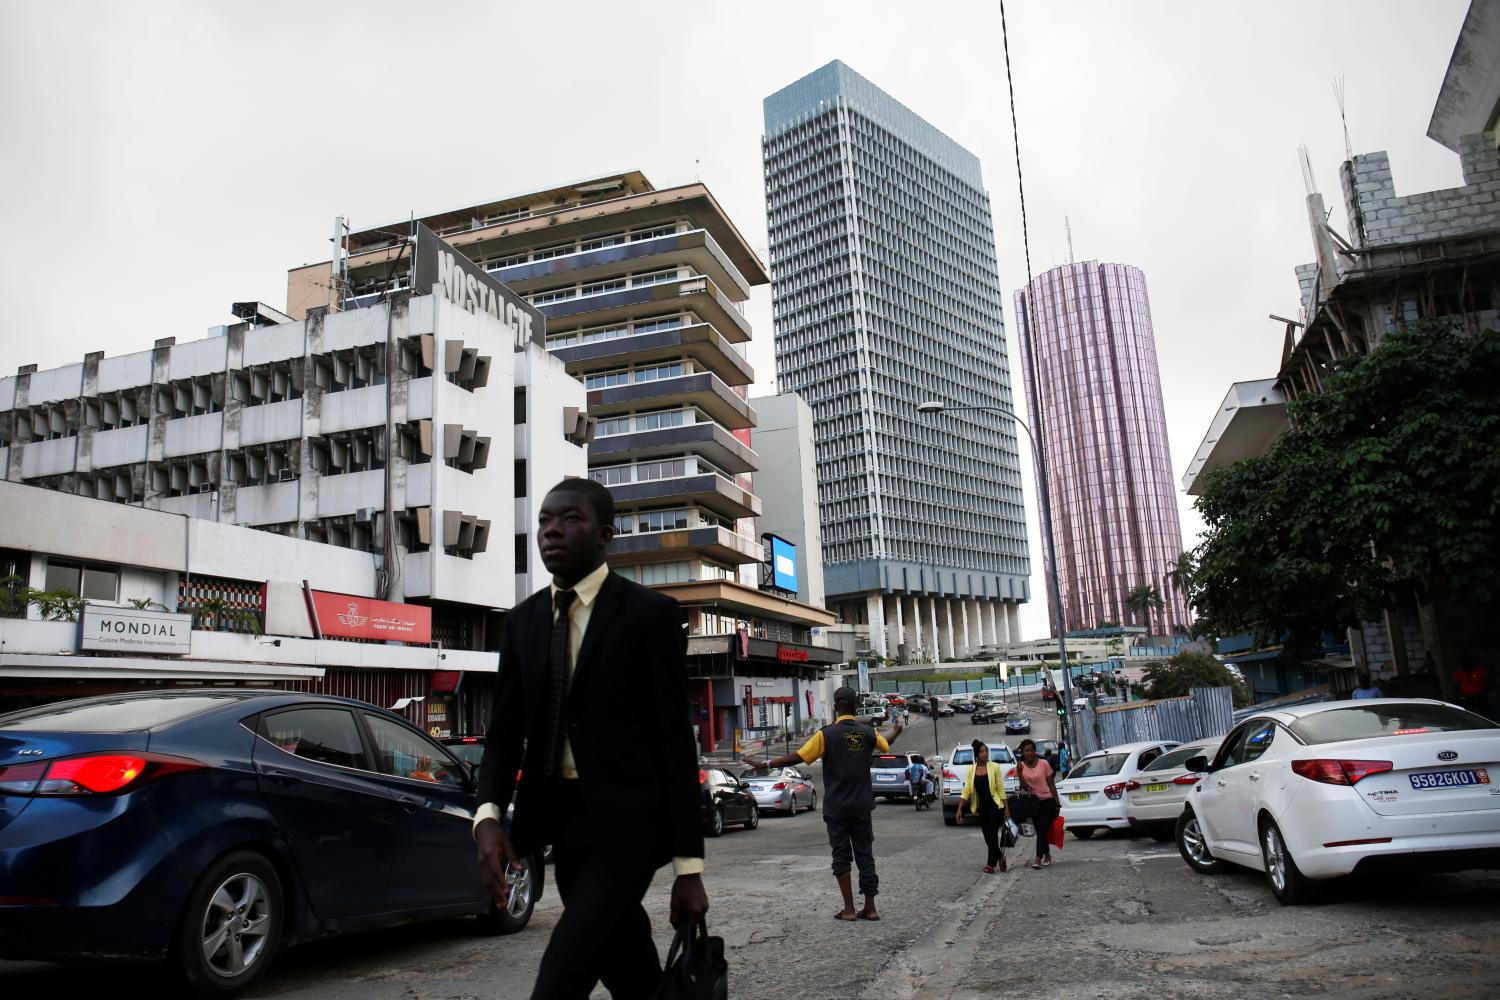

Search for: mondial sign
xmin=412 ymin=222 xmax=546 ymax=351
xmin=80 ymin=605 xmax=193 ymax=655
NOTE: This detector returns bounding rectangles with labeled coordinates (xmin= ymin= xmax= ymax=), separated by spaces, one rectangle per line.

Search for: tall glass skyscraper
xmin=1015 ymin=261 xmax=1188 ymax=636
xmin=763 ymin=61 xmax=1030 ymax=661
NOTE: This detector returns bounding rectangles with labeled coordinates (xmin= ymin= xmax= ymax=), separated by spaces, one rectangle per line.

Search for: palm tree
xmin=1167 ymin=550 xmax=1195 ymax=600
xmin=1125 ymin=584 xmax=1165 ymax=632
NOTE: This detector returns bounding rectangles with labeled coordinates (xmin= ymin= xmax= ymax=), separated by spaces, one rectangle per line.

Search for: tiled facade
xmin=1015 ymin=261 xmax=1189 ymax=636
xmin=762 ymin=61 xmax=1030 ymax=660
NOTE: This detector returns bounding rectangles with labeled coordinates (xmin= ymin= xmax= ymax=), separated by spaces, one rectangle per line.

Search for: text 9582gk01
xmin=1409 ymin=767 xmax=1490 ymax=789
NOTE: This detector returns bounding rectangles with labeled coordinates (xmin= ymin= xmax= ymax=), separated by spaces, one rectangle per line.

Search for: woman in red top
xmin=1014 ymin=738 xmax=1060 ymax=869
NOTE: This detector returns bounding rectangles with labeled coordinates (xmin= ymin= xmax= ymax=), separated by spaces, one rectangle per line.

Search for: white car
xmin=1175 ymin=699 xmax=1500 ymax=905
xmin=1123 ymin=738 xmax=1224 ymax=840
xmin=1055 ymin=740 xmax=1182 ymax=838
xmin=941 ymin=742 xmax=1018 ymax=825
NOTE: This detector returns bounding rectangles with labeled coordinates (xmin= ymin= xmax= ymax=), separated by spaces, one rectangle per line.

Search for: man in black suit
xmin=475 ymin=478 xmax=707 ymax=999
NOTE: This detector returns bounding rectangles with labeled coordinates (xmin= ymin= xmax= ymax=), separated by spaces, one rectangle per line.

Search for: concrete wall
xmin=749 ymin=392 xmax=825 ymax=609
xmin=1341 ymin=131 xmax=1500 ymax=248
xmin=515 ymin=340 xmax=589 ymax=598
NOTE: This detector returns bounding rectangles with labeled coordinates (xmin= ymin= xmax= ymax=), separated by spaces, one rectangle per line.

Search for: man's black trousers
xmin=825 ymin=813 xmax=878 ymax=897
xmin=531 ymin=788 xmax=663 ymax=1000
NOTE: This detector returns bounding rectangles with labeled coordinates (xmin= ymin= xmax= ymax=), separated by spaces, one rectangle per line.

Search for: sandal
xmin=1041 ymin=856 xmax=1052 ymax=867
xmin=1030 ymin=860 xmax=1041 ymax=870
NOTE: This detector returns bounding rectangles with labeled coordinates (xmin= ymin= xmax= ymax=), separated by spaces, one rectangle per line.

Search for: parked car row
xmin=1048 ymin=698 xmax=1500 ymax=908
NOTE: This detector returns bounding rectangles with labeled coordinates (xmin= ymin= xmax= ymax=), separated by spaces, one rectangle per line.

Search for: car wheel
xmin=706 ymin=806 xmax=725 ymax=838
xmin=1261 ymin=817 xmax=1317 ymax=905
xmin=744 ymin=803 xmax=759 ymax=830
xmin=943 ymin=807 xmax=958 ymax=827
xmin=1149 ymin=827 xmax=1174 ymax=843
xmin=787 ymin=794 xmax=797 ymax=814
xmin=808 ymin=790 xmax=818 ymax=812
xmin=1069 ymin=826 xmax=1097 ymax=840
xmin=1176 ymin=809 xmax=1229 ymax=874
xmin=174 ymin=850 xmax=284 ymax=998
xmin=476 ymin=852 xmax=543 ymax=935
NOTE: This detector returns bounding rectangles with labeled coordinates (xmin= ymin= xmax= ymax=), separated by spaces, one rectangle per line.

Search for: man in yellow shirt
xmin=747 ymin=687 xmax=903 ymax=920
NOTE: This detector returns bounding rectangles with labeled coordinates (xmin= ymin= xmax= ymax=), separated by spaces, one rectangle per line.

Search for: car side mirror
xmin=1185 ymin=755 xmax=1210 ymax=774
xmin=737 ymin=781 xmax=752 ymax=791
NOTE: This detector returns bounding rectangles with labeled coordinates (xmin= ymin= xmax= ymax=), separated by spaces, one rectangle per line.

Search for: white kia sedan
xmin=1055 ymin=740 xmax=1181 ymax=838
xmin=1123 ymin=738 xmax=1224 ymax=840
xmin=1175 ymin=699 xmax=1500 ymax=904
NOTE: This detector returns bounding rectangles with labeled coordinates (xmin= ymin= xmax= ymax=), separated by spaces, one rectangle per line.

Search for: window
xmin=515 ymin=533 xmax=529 ymax=574
xmin=43 ymin=559 xmax=118 ymax=601
xmin=1289 ymin=704 xmax=1499 ymax=744
xmin=363 ymin=713 xmax=465 ymax=785
xmin=1213 ymin=725 xmax=1253 ymax=770
xmin=1140 ymin=744 xmax=1210 ymax=773
xmin=1064 ymin=753 xmax=1128 ymax=779
xmin=0 ymin=694 xmax=240 ymax=732
xmin=258 ymin=709 xmax=367 ymax=770
xmin=514 ymin=387 xmax=527 ymax=424
xmin=514 ymin=459 xmax=527 ymax=497
xmin=1240 ymin=724 xmax=1276 ymax=764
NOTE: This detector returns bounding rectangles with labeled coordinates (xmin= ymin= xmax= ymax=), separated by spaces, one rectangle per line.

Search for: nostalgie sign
xmin=310 ymin=591 xmax=433 ymax=644
xmin=411 ymin=222 xmax=546 ymax=351
xmin=80 ymin=606 xmax=193 ymax=655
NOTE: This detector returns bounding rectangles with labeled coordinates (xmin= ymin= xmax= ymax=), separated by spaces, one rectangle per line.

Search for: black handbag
xmin=652 ymin=919 xmax=727 ymax=1000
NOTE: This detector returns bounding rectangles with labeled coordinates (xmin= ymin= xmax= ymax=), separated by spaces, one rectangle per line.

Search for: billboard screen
xmin=311 ymin=591 xmax=433 ymax=644
xmin=769 ymin=535 xmax=798 ymax=594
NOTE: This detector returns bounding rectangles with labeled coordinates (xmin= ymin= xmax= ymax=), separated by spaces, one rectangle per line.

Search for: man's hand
xmin=742 ymin=757 xmax=765 ymax=771
xmin=476 ymin=817 xmax=519 ymax=907
xmin=669 ymin=873 xmax=709 ymax=928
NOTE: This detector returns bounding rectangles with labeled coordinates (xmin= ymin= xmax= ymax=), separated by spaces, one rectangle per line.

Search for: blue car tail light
xmin=0 ymin=753 xmax=208 ymax=796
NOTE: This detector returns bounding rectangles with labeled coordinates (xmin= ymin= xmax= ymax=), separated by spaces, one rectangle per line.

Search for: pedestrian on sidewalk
xmin=1013 ymin=738 xmax=1059 ymax=869
xmin=474 ymin=479 xmax=707 ymax=1000
xmin=954 ymin=739 xmax=1011 ymax=873
xmin=746 ymin=686 xmax=903 ymax=921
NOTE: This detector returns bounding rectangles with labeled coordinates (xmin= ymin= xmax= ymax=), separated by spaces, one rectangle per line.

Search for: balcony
xmin=492 ymin=229 xmax=752 ymax=301
xmin=234 ymin=479 xmax=301 ymax=526
xmin=314 ymin=469 xmax=385 ymax=519
xmin=537 ymin=274 xmax=750 ymax=343
xmin=606 ymin=473 xmax=761 ymax=521
xmin=589 ymin=421 xmax=756 ymax=475
xmin=89 ymin=424 xmax=148 ymax=469
xmin=319 ymin=385 xmax=387 ymax=436
xmin=163 ymin=412 xmax=223 ymax=459
xmin=611 ymin=525 xmax=766 ymax=566
xmin=20 ymin=436 xmax=78 ymax=479
xmin=551 ymin=323 xmax=753 ymax=387
xmin=239 ymin=398 xmax=304 ymax=447
xmin=587 ymin=373 xmax=755 ymax=431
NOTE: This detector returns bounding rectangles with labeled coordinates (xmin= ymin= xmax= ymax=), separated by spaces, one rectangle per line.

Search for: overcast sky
xmin=0 ymin=1 xmax=1471 ymax=638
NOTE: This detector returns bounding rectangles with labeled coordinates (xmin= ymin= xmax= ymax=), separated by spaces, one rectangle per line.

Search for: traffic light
xmin=1056 ymin=704 xmax=1065 ymax=718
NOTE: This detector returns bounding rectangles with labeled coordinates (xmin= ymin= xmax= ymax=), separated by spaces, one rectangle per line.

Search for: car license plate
xmin=876 ymin=774 xmax=898 ymax=782
xmin=1409 ymin=767 xmax=1490 ymax=789
xmin=1067 ymin=792 xmax=1089 ymax=802
xmin=1146 ymin=783 xmax=1170 ymax=793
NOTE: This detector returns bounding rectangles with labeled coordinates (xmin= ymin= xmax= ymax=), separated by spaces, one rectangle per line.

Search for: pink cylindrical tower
xmin=1015 ymin=261 xmax=1188 ymax=636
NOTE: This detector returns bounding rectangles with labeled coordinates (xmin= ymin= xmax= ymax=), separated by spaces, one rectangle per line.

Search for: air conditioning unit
xmin=278 ymin=469 xmax=295 ymax=482
xmin=355 ymin=507 xmax=373 ymax=523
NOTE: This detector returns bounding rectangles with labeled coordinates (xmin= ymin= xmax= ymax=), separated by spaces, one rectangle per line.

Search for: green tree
xmin=1192 ymin=322 xmax=1500 ymax=653
xmin=1125 ymin=584 xmax=1164 ymax=629
xmin=1168 ymin=550 xmax=1195 ymax=607
xmin=1139 ymin=650 xmax=1250 ymax=707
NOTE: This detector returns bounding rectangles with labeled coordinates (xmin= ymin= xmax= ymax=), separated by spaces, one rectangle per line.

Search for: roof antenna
xmin=1333 ymin=76 xmax=1353 ymax=161
xmin=1299 ymin=145 xmax=1318 ymax=197
xmin=1065 ymin=215 xmax=1075 ymax=264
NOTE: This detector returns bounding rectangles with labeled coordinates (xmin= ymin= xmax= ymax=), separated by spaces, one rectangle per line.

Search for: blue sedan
xmin=0 ymin=690 xmax=539 ymax=997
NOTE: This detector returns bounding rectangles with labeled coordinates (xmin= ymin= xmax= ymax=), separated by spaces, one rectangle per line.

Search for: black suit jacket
xmin=476 ymin=570 xmax=704 ymax=869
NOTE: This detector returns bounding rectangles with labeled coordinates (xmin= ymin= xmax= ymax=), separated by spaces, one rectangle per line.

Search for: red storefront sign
xmin=776 ymin=645 xmax=810 ymax=664
xmin=310 ymin=591 xmax=432 ymax=644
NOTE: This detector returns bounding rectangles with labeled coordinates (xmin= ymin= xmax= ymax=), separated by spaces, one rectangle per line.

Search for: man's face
xmin=538 ymin=490 xmax=612 ymax=583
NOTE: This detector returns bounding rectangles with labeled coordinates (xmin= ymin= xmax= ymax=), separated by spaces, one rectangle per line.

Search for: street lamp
xmin=915 ymin=399 xmax=1079 ymax=763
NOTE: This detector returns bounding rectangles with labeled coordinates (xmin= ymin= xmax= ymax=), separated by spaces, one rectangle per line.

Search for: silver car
xmin=740 ymin=766 xmax=818 ymax=814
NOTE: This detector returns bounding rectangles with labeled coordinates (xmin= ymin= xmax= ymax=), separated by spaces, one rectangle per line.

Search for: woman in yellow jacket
xmin=955 ymin=738 xmax=1013 ymax=873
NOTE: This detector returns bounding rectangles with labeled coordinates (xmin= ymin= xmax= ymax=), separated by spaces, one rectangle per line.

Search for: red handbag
xmin=1048 ymin=815 xmax=1066 ymax=850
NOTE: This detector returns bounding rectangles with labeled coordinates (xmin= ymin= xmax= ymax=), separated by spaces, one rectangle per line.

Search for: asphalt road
xmin=7 ymin=696 xmax=1500 ymax=999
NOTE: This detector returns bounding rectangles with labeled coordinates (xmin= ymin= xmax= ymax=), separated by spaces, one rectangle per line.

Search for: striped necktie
xmin=542 ymin=588 xmax=577 ymax=779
